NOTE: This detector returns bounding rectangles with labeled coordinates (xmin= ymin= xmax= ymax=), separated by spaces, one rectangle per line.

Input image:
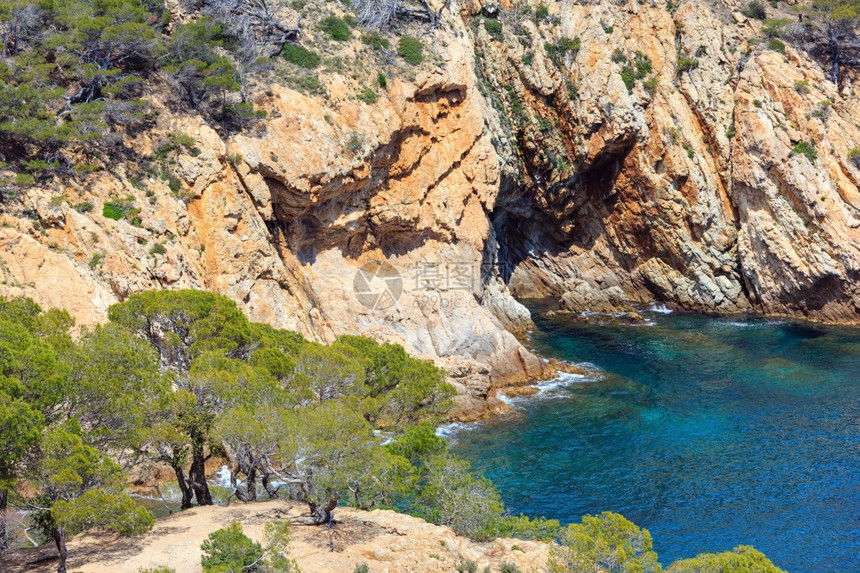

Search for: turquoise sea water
xmin=446 ymin=304 xmax=860 ymax=572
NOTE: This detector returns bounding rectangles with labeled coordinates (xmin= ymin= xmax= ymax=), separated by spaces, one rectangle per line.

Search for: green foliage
xmin=273 ymin=400 xmax=416 ymax=510
xmin=621 ymin=65 xmax=636 ymax=91
xmin=497 ymin=514 xmax=561 ymax=542
xmin=535 ymin=3 xmax=549 ymax=19
xmin=742 ymin=0 xmax=768 ymax=19
xmin=335 ymin=335 xmax=455 ymax=425
xmin=138 ymin=568 xmax=176 ymax=573
xmin=358 ymin=88 xmax=378 ymax=104
xmin=200 ymin=522 xmax=264 ymax=573
xmin=794 ymin=79 xmax=811 ymax=93
xmin=102 ymin=197 xmax=136 ymax=222
xmin=500 ymin=562 xmax=522 ymax=573
xmin=14 ymin=173 xmax=35 ymax=185
xmin=319 ymin=15 xmax=351 ymax=41
xmin=35 ymin=421 xmax=154 ymax=537
xmin=456 ymin=560 xmax=478 ymax=573
xmin=483 ymin=18 xmax=503 ymax=41
xmin=612 ymin=49 xmax=628 ymax=64
xmin=849 ymin=147 xmax=860 ymax=166
xmin=149 ymin=242 xmax=167 ymax=255
xmin=361 ymin=33 xmax=391 ymax=51
xmin=398 ymin=37 xmax=424 ymax=65
xmin=386 ymin=422 xmax=446 ymax=464
xmin=677 ymin=56 xmax=699 ymax=73
xmin=282 ymin=43 xmax=322 ymax=69
xmin=74 ymin=201 xmax=94 ymax=213
xmin=634 ymin=52 xmax=653 ymax=77
xmin=643 ymin=76 xmax=659 ymax=94
xmin=812 ymin=0 xmax=860 ymax=21
xmin=768 ymin=37 xmax=786 ymax=54
xmin=377 ymin=72 xmax=387 ymax=88
xmin=762 ymin=18 xmax=790 ymax=37
xmin=792 ymin=141 xmax=817 ymax=163
xmin=108 ymin=290 xmax=253 ymax=372
xmin=354 ymin=565 xmax=370 ymax=573
xmin=545 ymin=36 xmax=580 ymax=63
xmin=413 ymin=453 xmax=504 ymax=541
xmin=549 ymin=512 xmax=661 ymax=573
xmin=667 ymin=545 xmax=786 ymax=573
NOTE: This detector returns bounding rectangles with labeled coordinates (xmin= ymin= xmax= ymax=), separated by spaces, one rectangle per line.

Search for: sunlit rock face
xmin=4 ymin=0 xmax=859 ymax=415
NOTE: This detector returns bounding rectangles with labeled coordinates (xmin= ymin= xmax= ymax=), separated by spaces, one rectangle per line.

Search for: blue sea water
xmin=446 ymin=304 xmax=860 ymax=572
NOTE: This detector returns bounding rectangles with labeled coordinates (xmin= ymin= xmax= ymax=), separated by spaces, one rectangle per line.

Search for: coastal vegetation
xmin=0 ymin=291 xmax=788 ymax=572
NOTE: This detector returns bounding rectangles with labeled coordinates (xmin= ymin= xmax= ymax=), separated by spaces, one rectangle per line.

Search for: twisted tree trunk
xmin=53 ymin=527 xmax=68 ymax=573
xmin=0 ymin=488 xmax=8 ymax=554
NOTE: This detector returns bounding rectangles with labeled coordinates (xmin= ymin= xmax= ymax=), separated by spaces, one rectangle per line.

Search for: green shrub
xmin=377 ymin=72 xmax=387 ymax=88
xmin=634 ymin=51 xmax=652 ymax=77
xmin=483 ymin=18 xmax=503 ymax=41
xmin=288 ymin=73 xmax=326 ymax=96
xmin=545 ymin=36 xmax=580 ymax=62
xmin=89 ymin=253 xmax=103 ymax=269
xmin=14 ymin=173 xmax=35 ymax=185
xmin=200 ymin=522 xmax=263 ymax=573
xmin=319 ymin=15 xmax=350 ymax=41
xmin=794 ymin=79 xmax=810 ymax=93
xmin=620 ymin=65 xmax=636 ymax=91
xmin=398 ymin=37 xmax=423 ymax=65
xmin=138 ymin=568 xmax=176 ymax=573
xmin=792 ymin=141 xmax=817 ymax=164
xmin=611 ymin=49 xmax=627 ymax=63
xmin=456 ymin=560 xmax=478 ymax=573
xmin=361 ymin=33 xmax=390 ymax=51
xmin=149 ymin=243 xmax=166 ymax=256
xmin=549 ymin=513 xmax=660 ymax=573
xmin=283 ymin=44 xmax=322 ymax=69
xmin=763 ymin=18 xmax=789 ymax=37
xmin=353 ymin=564 xmax=369 ymax=573
xmin=566 ymin=79 xmax=578 ymax=99
xmin=753 ymin=98 xmax=763 ymax=107
xmin=643 ymin=76 xmax=658 ymax=93
xmin=166 ymin=174 xmax=182 ymax=194
xmin=74 ymin=201 xmax=94 ymax=213
xmin=535 ymin=3 xmax=549 ymax=19
xmin=357 ymin=88 xmax=377 ymax=104
xmin=742 ymin=0 xmax=767 ymax=19
xmin=667 ymin=545 xmax=786 ymax=573
xmin=849 ymin=148 xmax=860 ymax=167
xmin=677 ymin=56 xmax=699 ymax=73
xmin=500 ymin=562 xmax=522 ymax=573
xmin=103 ymin=202 xmax=126 ymax=220
xmin=344 ymin=132 xmax=365 ymax=154
xmin=768 ymin=37 xmax=786 ymax=54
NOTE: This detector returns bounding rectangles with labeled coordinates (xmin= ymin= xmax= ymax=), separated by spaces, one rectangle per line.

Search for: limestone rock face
xmin=3 ymin=0 xmax=860 ymax=416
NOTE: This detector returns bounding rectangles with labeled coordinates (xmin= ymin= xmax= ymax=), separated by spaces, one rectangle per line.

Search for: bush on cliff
xmin=667 ymin=545 xmax=787 ymax=573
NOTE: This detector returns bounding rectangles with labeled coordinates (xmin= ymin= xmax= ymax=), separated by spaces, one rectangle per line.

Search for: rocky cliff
xmin=2 ymin=0 xmax=858 ymax=414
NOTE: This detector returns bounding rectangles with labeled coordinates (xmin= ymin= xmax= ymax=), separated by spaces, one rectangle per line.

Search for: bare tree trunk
xmin=261 ymin=472 xmax=279 ymax=499
xmin=189 ymin=454 xmax=213 ymax=506
xmin=246 ymin=465 xmax=257 ymax=502
xmin=230 ymin=468 xmax=248 ymax=502
xmin=293 ymin=493 xmax=339 ymax=525
xmin=53 ymin=527 xmax=68 ymax=573
xmin=170 ymin=461 xmax=194 ymax=509
xmin=0 ymin=488 xmax=8 ymax=554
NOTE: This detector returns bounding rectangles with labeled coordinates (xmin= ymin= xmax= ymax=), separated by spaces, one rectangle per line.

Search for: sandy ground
xmin=0 ymin=501 xmax=549 ymax=573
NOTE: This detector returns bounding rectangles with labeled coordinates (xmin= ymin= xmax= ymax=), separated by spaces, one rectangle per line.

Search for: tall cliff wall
xmin=2 ymin=0 xmax=858 ymax=412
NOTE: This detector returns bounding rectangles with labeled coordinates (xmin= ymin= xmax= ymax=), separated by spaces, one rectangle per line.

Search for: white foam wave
xmin=647 ymin=303 xmax=674 ymax=314
xmin=435 ymin=421 xmax=475 ymax=439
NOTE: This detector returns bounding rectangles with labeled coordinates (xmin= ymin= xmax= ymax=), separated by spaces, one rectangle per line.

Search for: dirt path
xmin=0 ymin=501 xmax=549 ymax=572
